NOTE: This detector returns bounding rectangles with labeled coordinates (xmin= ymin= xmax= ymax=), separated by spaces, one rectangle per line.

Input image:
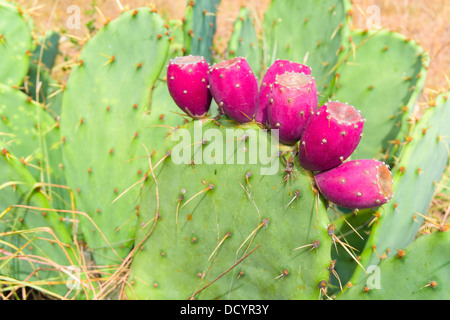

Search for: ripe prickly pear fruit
xmin=314 ymin=159 xmax=394 ymax=209
xmin=209 ymin=57 xmax=259 ymax=123
xmin=299 ymin=101 xmax=364 ymax=171
xmin=167 ymin=55 xmax=212 ymax=119
xmin=267 ymin=71 xmax=317 ymax=145
xmin=256 ymin=59 xmax=311 ymax=124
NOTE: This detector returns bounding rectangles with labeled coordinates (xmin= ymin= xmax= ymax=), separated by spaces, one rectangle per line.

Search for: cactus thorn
xmin=293 ymin=239 xmax=320 ymax=252
xmin=275 ymin=269 xmax=289 ymax=279
xmin=423 ymin=281 xmax=437 ymax=289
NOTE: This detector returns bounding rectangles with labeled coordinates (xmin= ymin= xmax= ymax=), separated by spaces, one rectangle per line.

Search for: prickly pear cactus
xmin=298 ymin=101 xmax=364 ymax=171
xmin=26 ymin=30 xmax=61 ymax=106
xmin=267 ymin=72 xmax=317 ymax=144
xmin=348 ymin=91 xmax=450 ymax=279
xmin=227 ymin=7 xmax=262 ymax=78
xmin=126 ymin=119 xmax=332 ymax=299
xmin=209 ymin=57 xmax=259 ymax=123
xmin=60 ymin=8 xmax=178 ymax=266
xmin=333 ymin=29 xmax=429 ymax=159
xmin=1 ymin=0 xmax=448 ymax=301
xmin=263 ymin=0 xmax=351 ymax=102
xmin=182 ymin=0 xmax=221 ymax=63
xmin=339 ymin=230 xmax=450 ymax=300
xmin=0 ymin=84 xmax=65 ymax=206
xmin=0 ymin=1 xmax=33 ymax=86
xmin=0 ymin=84 xmax=52 ymax=167
xmin=167 ymin=55 xmax=212 ymax=118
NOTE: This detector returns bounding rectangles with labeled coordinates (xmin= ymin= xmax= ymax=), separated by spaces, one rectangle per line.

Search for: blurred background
xmin=21 ymin=0 xmax=449 ymax=96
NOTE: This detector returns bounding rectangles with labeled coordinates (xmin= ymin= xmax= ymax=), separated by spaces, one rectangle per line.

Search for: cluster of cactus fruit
xmin=0 ymin=0 xmax=449 ymax=300
xmin=167 ymin=55 xmax=394 ymax=211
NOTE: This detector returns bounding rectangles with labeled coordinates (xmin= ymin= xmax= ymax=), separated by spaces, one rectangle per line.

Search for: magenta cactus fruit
xmin=298 ymin=101 xmax=365 ymax=171
xmin=209 ymin=57 xmax=259 ymax=123
xmin=314 ymin=159 xmax=394 ymax=209
xmin=256 ymin=59 xmax=311 ymax=124
xmin=267 ymin=72 xmax=317 ymax=145
xmin=167 ymin=55 xmax=212 ymax=119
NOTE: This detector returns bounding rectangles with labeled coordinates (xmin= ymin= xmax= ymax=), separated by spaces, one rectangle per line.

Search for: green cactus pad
xmin=262 ymin=0 xmax=351 ymax=102
xmin=126 ymin=119 xmax=331 ymax=299
xmin=346 ymin=91 xmax=450 ymax=287
xmin=182 ymin=0 xmax=221 ymax=63
xmin=0 ymin=84 xmax=64 ymax=195
xmin=167 ymin=19 xmax=185 ymax=61
xmin=27 ymin=31 xmax=61 ymax=105
xmin=0 ymin=1 xmax=33 ymax=86
xmin=338 ymin=230 xmax=450 ymax=300
xmin=60 ymin=8 xmax=180 ymax=266
xmin=0 ymin=84 xmax=48 ymax=170
xmin=31 ymin=31 xmax=60 ymax=72
xmin=332 ymin=29 xmax=429 ymax=159
xmin=227 ymin=7 xmax=262 ymax=79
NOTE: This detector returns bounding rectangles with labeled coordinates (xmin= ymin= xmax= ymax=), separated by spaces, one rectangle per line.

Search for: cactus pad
xmin=339 ymin=230 xmax=450 ymax=299
xmin=60 ymin=8 xmax=173 ymax=266
xmin=0 ymin=1 xmax=33 ymax=86
xmin=127 ymin=119 xmax=332 ymax=299
xmin=332 ymin=29 xmax=429 ymax=159
xmin=347 ymin=91 xmax=450 ymax=286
